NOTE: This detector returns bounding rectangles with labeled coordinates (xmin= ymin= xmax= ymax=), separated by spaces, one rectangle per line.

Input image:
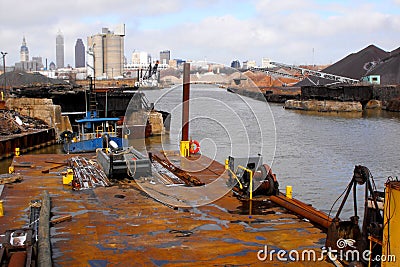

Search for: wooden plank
xmin=37 ymin=191 xmax=52 ymax=267
xmin=50 ymin=215 xmax=72 ymax=225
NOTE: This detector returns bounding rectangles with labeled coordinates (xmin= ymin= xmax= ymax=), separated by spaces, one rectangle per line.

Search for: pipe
xmin=270 ymin=193 xmax=332 ymax=230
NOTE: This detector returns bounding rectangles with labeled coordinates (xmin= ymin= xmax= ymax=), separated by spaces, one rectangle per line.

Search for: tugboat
xmin=60 ymin=111 xmax=127 ymax=153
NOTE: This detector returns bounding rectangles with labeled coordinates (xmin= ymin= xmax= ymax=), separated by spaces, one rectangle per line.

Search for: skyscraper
xmin=20 ymin=36 xmax=29 ymax=62
xmin=75 ymin=38 xmax=85 ymax=68
xmin=56 ymin=30 xmax=64 ymax=69
xmin=87 ymin=26 xmax=125 ymax=78
xmin=15 ymin=37 xmax=43 ymax=71
xmin=160 ymin=50 xmax=170 ymax=65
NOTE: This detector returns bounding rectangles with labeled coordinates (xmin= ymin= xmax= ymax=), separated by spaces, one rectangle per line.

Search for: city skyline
xmin=1 ymin=0 xmax=400 ymax=67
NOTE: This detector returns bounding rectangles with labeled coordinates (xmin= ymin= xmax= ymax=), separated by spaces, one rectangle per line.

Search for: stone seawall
xmin=284 ymin=100 xmax=363 ymax=112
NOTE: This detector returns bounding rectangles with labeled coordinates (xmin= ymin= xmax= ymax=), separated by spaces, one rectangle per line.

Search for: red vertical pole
xmin=182 ymin=63 xmax=190 ymax=142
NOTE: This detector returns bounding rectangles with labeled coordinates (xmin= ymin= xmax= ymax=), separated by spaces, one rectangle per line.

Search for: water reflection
xmin=0 ymin=144 xmax=64 ymax=174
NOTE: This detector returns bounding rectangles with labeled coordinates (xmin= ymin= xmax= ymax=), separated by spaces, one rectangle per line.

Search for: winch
xmin=225 ymin=155 xmax=279 ymax=199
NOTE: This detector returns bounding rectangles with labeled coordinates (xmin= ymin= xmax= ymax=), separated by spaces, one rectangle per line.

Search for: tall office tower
xmin=56 ymin=30 xmax=65 ymax=69
xmin=20 ymin=36 xmax=29 ymax=62
xmin=87 ymin=25 xmax=125 ymax=78
xmin=160 ymin=50 xmax=170 ymax=65
xmin=75 ymin=38 xmax=85 ymax=68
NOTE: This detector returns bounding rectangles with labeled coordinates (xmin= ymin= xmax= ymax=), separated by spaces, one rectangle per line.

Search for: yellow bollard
xmin=8 ymin=166 xmax=14 ymax=174
xmin=0 ymin=200 xmax=4 ymax=216
xmin=15 ymin=147 xmax=20 ymax=157
xmin=286 ymin=185 xmax=293 ymax=199
xmin=179 ymin=141 xmax=190 ymax=157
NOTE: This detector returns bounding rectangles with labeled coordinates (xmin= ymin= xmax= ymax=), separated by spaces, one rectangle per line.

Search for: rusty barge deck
xmin=0 ymin=153 xmax=332 ymax=266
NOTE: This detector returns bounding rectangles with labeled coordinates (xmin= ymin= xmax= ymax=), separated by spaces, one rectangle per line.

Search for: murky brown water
xmin=143 ymin=85 xmax=400 ymax=218
xmin=2 ymin=85 xmax=400 ymax=219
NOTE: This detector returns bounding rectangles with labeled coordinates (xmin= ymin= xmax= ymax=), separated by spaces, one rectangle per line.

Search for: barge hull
xmin=0 ymin=129 xmax=56 ymax=160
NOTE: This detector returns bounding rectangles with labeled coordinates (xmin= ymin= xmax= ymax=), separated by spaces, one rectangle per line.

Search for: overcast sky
xmin=1 ymin=0 xmax=400 ymax=67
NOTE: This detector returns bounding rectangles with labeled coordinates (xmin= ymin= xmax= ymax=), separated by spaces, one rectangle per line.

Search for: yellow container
xmin=286 ymin=185 xmax=293 ymax=199
xmin=15 ymin=147 xmax=20 ymax=157
xmin=382 ymin=181 xmax=400 ymax=267
xmin=63 ymin=169 xmax=74 ymax=185
xmin=0 ymin=200 xmax=4 ymax=216
xmin=8 ymin=166 xmax=14 ymax=174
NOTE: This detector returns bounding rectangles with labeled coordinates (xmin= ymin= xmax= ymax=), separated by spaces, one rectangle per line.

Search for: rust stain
xmin=0 ymin=154 xmax=332 ymax=266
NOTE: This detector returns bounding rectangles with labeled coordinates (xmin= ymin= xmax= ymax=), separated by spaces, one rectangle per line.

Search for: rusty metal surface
xmin=7 ymin=251 xmax=27 ymax=267
xmin=270 ymin=193 xmax=333 ymax=230
xmin=0 ymin=129 xmax=56 ymax=160
xmin=153 ymin=151 xmax=225 ymax=185
xmin=0 ymin=154 xmax=333 ymax=266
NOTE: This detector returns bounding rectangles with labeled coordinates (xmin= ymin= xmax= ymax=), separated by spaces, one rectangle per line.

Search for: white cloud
xmin=1 ymin=0 xmax=399 ymax=67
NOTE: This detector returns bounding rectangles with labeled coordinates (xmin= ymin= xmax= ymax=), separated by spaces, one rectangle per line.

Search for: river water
xmin=2 ymin=85 xmax=400 ymax=218
xmin=141 ymin=85 xmax=400 ymax=217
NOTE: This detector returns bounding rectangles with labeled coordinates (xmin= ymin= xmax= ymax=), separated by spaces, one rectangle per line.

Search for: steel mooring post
xmin=180 ymin=63 xmax=190 ymax=157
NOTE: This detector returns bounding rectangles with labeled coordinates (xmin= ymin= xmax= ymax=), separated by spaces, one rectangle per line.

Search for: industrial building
xmin=242 ymin=60 xmax=257 ymax=69
xmin=87 ymin=26 xmax=125 ymax=79
xmin=131 ymin=51 xmax=151 ymax=68
xmin=160 ymin=50 xmax=170 ymax=65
